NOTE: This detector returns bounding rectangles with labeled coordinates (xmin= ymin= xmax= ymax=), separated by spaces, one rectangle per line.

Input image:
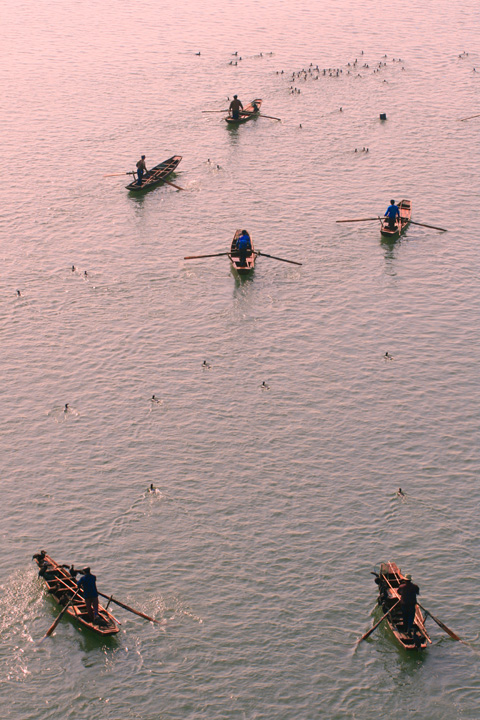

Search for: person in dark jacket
xmin=77 ymin=567 xmax=99 ymax=621
xmin=398 ymin=574 xmax=420 ymax=635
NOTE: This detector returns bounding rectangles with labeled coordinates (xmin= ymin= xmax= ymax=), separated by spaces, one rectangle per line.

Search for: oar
xmin=97 ymin=591 xmax=160 ymax=624
xmin=358 ymin=599 xmax=401 ymax=643
xmin=201 ymin=109 xmax=228 ymax=113
xmin=460 ymin=113 xmax=480 ymax=121
xmin=241 ymin=110 xmax=281 ymax=121
xmin=336 ymin=217 xmax=380 ymax=223
xmin=257 ymin=251 xmax=302 ymax=266
xmin=184 ymin=252 xmax=231 ymax=259
xmin=418 ymin=603 xmax=463 ymax=642
xmin=409 ymin=220 xmax=447 ymax=232
xmin=42 ymin=589 xmax=80 ymax=639
xmin=103 ymin=172 xmax=136 ymax=178
xmin=163 ymin=179 xmax=186 ymax=191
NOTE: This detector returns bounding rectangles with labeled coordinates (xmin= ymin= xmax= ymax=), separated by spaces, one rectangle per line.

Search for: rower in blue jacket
xmin=236 ymin=230 xmax=252 ymax=266
xmin=385 ymin=200 xmax=400 ymax=229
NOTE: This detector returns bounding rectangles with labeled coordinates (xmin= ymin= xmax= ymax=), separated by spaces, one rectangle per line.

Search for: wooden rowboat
xmin=228 ymin=229 xmax=257 ymax=274
xmin=225 ymin=99 xmax=262 ymax=125
xmin=380 ymin=199 xmax=411 ymax=240
xmin=374 ymin=562 xmax=429 ymax=650
xmin=126 ymin=155 xmax=182 ymax=192
xmin=33 ymin=550 xmax=120 ymax=636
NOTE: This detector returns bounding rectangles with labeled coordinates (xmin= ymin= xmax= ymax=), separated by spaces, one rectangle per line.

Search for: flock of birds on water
xmin=19 ymin=48 xmax=477 ymax=439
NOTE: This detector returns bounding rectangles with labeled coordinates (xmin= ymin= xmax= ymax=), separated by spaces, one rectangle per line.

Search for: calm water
xmin=1 ymin=0 xmax=480 ymax=718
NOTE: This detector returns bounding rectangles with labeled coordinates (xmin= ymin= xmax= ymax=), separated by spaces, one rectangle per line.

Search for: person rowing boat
xmin=384 ymin=200 xmax=400 ymax=229
xmin=398 ymin=574 xmax=420 ymax=637
xmin=236 ymin=230 xmax=252 ymax=266
xmin=136 ymin=155 xmax=147 ymax=186
xmin=77 ymin=567 xmax=100 ymax=622
xmin=229 ymin=95 xmax=243 ymax=120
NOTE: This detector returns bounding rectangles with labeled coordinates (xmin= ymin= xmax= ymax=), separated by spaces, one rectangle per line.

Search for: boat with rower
xmin=33 ymin=550 xmax=120 ymax=636
xmin=225 ymin=99 xmax=262 ymax=125
xmin=380 ymin=199 xmax=411 ymax=240
xmin=228 ymin=229 xmax=257 ymax=274
xmin=126 ymin=155 xmax=182 ymax=192
xmin=373 ymin=561 xmax=429 ymax=650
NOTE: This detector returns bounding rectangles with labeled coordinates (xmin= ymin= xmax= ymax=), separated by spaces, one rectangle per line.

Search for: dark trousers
xmin=239 ymin=248 xmax=248 ymax=266
xmin=137 ymin=169 xmax=144 ymax=186
xmin=86 ymin=596 xmax=99 ymax=620
xmin=388 ymin=216 xmax=397 ymax=229
xmin=402 ymin=605 xmax=415 ymax=633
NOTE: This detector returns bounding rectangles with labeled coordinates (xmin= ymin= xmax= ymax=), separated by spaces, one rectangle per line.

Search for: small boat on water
xmin=126 ymin=155 xmax=182 ymax=192
xmin=225 ymin=99 xmax=262 ymax=125
xmin=33 ymin=550 xmax=120 ymax=636
xmin=374 ymin=561 xmax=429 ymax=650
xmin=229 ymin=229 xmax=257 ymax=274
xmin=380 ymin=199 xmax=411 ymax=240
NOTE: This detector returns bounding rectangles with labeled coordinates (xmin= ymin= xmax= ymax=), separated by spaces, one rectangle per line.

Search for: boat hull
xmin=126 ymin=155 xmax=182 ymax=192
xmin=380 ymin=199 xmax=411 ymax=240
xmin=375 ymin=561 xmax=428 ymax=650
xmin=229 ymin=229 xmax=257 ymax=273
xmin=225 ymin=99 xmax=262 ymax=124
xmin=34 ymin=551 xmax=120 ymax=636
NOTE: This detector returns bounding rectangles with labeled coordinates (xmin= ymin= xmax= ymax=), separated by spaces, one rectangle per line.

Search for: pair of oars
xmin=357 ymin=599 xmax=463 ymax=644
xmin=202 ymin=109 xmax=281 ymax=121
xmin=184 ymin=249 xmax=302 ymax=265
xmin=103 ymin=171 xmax=186 ymax=191
xmin=336 ymin=217 xmax=448 ymax=232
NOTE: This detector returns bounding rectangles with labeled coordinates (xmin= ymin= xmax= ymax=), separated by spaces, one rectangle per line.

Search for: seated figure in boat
xmin=236 ymin=230 xmax=252 ymax=266
xmin=229 ymin=95 xmax=243 ymax=120
xmin=385 ymin=200 xmax=400 ymax=229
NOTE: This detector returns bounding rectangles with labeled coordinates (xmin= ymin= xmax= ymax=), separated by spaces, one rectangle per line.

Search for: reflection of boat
xmin=228 ymin=229 xmax=257 ymax=274
xmin=225 ymin=99 xmax=262 ymax=125
xmin=373 ymin=561 xmax=429 ymax=650
xmin=380 ymin=199 xmax=411 ymax=240
xmin=33 ymin=550 xmax=120 ymax=636
xmin=126 ymin=155 xmax=182 ymax=192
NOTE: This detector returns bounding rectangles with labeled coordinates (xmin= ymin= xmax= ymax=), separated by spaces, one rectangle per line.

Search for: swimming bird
xmin=151 ymin=395 xmax=160 ymax=403
xmin=261 ymin=381 xmax=270 ymax=390
xmin=16 ymin=289 xmax=21 ymax=296
xmin=71 ymin=265 xmax=76 ymax=272
xmin=397 ymin=488 xmax=405 ymax=497
xmin=384 ymin=352 xmax=394 ymax=360
xmin=202 ymin=360 xmax=211 ymax=369
xmin=64 ymin=403 xmax=69 ymax=413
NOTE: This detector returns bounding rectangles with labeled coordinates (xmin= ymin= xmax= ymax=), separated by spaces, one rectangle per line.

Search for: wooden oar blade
xmin=419 ymin=604 xmax=462 ymax=641
xmin=357 ymin=599 xmax=401 ymax=643
xmin=164 ymin=179 xmax=186 ymax=191
xmin=336 ymin=217 xmax=379 ymax=223
xmin=409 ymin=220 xmax=447 ymax=232
xmin=460 ymin=113 xmax=480 ymax=121
xmin=201 ymin=109 xmax=228 ymax=113
xmin=42 ymin=589 xmax=80 ymax=639
xmin=257 ymin=251 xmax=302 ymax=266
xmin=98 ymin=591 xmax=160 ymax=624
xmin=184 ymin=252 xmax=230 ymax=259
